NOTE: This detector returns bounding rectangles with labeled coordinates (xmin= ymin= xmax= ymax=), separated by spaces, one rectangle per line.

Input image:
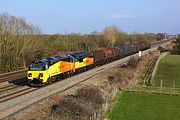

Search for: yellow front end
xmin=27 ymin=70 xmax=49 ymax=84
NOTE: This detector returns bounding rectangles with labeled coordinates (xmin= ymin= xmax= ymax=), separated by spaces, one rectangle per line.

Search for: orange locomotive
xmin=27 ymin=52 xmax=94 ymax=86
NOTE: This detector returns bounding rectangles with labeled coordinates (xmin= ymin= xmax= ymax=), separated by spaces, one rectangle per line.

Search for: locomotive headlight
xmin=28 ymin=73 xmax=32 ymax=77
xmin=39 ymin=73 xmax=43 ymax=77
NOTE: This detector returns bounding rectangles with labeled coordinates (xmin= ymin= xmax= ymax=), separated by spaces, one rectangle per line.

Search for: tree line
xmin=0 ymin=13 xmax=157 ymax=73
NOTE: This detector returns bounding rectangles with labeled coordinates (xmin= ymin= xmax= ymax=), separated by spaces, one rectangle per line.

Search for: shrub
xmin=45 ymin=86 xmax=104 ymax=120
xmin=76 ymin=86 xmax=104 ymax=109
xmin=127 ymin=57 xmax=140 ymax=68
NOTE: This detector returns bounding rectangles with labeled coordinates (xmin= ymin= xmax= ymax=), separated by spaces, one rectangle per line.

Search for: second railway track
xmin=0 ymin=82 xmax=28 ymax=93
xmin=0 ymin=87 xmax=38 ymax=104
xmin=0 ymin=70 xmax=27 ymax=83
xmin=142 ymin=57 xmax=158 ymax=86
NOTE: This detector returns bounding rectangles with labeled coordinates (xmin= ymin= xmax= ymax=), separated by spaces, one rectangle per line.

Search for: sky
xmin=0 ymin=0 xmax=180 ymax=34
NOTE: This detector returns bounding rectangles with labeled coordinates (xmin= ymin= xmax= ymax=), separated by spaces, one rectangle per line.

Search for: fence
xmin=126 ymin=84 xmax=180 ymax=96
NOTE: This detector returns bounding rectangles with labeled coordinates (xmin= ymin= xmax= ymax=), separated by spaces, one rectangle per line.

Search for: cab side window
xmin=44 ymin=64 xmax=49 ymax=70
xmin=70 ymin=58 xmax=74 ymax=62
xmin=62 ymin=58 xmax=70 ymax=62
xmin=79 ymin=58 xmax=83 ymax=62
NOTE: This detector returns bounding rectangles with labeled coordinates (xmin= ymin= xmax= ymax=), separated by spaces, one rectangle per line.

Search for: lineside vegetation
xmin=0 ymin=12 xmax=156 ymax=73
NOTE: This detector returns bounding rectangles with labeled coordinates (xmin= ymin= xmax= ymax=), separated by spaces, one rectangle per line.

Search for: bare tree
xmin=0 ymin=12 xmax=41 ymax=73
xmin=103 ymin=26 xmax=119 ymax=47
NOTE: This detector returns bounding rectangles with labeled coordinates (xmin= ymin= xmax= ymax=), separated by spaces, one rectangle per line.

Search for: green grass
xmin=107 ymin=92 xmax=180 ymax=120
xmin=154 ymin=55 xmax=180 ymax=88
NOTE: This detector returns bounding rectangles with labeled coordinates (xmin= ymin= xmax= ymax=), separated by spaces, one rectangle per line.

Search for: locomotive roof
xmin=32 ymin=52 xmax=93 ymax=65
xmin=32 ymin=56 xmax=68 ymax=65
xmin=69 ymin=52 xmax=93 ymax=59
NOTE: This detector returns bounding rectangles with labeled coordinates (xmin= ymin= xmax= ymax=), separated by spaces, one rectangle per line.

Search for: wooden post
xmin=172 ymin=80 xmax=175 ymax=96
xmin=173 ymin=80 xmax=175 ymax=88
xmin=160 ymin=80 xmax=163 ymax=95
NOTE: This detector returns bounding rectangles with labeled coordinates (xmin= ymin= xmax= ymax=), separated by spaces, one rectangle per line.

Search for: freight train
xmin=27 ymin=41 xmax=151 ymax=86
xmin=157 ymin=33 xmax=167 ymax=41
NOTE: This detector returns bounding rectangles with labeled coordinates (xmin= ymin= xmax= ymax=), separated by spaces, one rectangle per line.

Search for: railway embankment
xmin=106 ymin=47 xmax=180 ymax=120
xmin=6 ymin=53 xmax=157 ymax=120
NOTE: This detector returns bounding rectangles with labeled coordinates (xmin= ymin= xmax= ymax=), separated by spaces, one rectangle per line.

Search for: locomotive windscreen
xmin=29 ymin=63 xmax=48 ymax=71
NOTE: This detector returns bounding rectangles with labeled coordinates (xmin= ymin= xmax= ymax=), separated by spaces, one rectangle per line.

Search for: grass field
xmin=154 ymin=55 xmax=180 ymax=88
xmin=107 ymin=92 xmax=180 ymax=120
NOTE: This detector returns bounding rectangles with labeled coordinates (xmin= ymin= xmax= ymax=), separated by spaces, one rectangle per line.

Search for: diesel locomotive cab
xmin=27 ymin=61 xmax=49 ymax=85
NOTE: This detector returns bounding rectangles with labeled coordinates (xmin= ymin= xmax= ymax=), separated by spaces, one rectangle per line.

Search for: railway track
xmin=142 ymin=57 xmax=158 ymax=86
xmin=0 ymin=87 xmax=37 ymax=103
xmin=0 ymin=69 xmax=27 ymax=83
xmin=0 ymin=70 xmax=30 ymax=105
xmin=0 ymin=70 xmax=28 ymax=98
xmin=0 ymin=82 xmax=28 ymax=93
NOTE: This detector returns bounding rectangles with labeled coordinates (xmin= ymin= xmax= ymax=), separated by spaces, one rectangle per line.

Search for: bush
xmin=171 ymin=40 xmax=180 ymax=55
xmin=127 ymin=57 xmax=140 ymax=68
xmin=44 ymin=86 xmax=104 ymax=120
xmin=76 ymin=86 xmax=104 ymax=109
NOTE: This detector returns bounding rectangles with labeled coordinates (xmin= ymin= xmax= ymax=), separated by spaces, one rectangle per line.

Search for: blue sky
xmin=0 ymin=0 xmax=180 ymax=34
